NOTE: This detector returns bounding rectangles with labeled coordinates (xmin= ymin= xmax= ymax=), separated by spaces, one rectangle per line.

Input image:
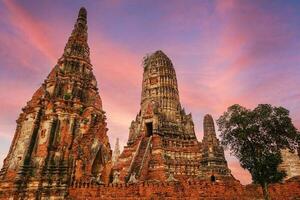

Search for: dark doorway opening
xmin=145 ymin=122 xmax=153 ymax=137
xmin=210 ymin=174 xmax=216 ymax=182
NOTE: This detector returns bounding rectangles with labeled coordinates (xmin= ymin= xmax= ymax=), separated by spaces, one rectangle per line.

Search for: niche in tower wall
xmin=146 ymin=122 xmax=153 ymax=137
xmin=91 ymin=145 xmax=104 ymax=177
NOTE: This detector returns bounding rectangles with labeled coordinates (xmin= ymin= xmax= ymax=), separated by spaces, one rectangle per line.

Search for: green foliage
xmin=83 ymin=118 xmax=89 ymax=124
xmin=64 ymin=93 xmax=72 ymax=100
xmin=217 ymin=104 xmax=300 ymax=199
xmin=79 ymin=107 xmax=84 ymax=115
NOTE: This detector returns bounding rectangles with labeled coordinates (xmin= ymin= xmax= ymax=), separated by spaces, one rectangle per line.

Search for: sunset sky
xmin=0 ymin=0 xmax=300 ymax=185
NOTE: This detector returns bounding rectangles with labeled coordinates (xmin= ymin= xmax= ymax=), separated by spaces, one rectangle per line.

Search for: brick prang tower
xmin=0 ymin=7 xmax=112 ymax=199
xmin=199 ymin=114 xmax=231 ymax=178
xmin=113 ymin=51 xmax=232 ymax=183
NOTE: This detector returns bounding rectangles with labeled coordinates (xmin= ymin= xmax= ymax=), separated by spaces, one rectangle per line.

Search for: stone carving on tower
xmin=0 ymin=7 xmax=111 ymax=199
xmin=199 ymin=114 xmax=231 ymax=179
xmin=112 ymin=50 xmax=232 ymax=183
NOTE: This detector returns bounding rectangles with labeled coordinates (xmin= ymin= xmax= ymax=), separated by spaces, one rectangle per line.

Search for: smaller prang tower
xmin=199 ymin=114 xmax=231 ymax=179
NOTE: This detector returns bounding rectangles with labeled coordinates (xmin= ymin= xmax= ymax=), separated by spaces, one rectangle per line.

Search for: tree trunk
xmin=261 ymin=182 xmax=270 ymax=200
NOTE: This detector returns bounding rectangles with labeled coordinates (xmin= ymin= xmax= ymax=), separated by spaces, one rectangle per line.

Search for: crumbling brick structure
xmin=0 ymin=7 xmax=299 ymax=200
xmin=112 ymin=50 xmax=231 ymax=183
xmin=0 ymin=7 xmax=112 ymax=199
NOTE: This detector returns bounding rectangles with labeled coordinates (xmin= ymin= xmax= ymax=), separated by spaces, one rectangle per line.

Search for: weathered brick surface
xmin=279 ymin=149 xmax=300 ymax=179
xmin=113 ymin=51 xmax=232 ymax=184
xmin=1 ymin=6 xmax=300 ymax=200
xmin=67 ymin=178 xmax=300 ymax=200
xmin=0 ymin=7 xmax=111 ymax=199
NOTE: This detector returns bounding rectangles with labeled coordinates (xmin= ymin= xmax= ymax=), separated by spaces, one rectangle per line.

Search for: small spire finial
xmin=78 ymin=7 xmax=87 ymax=20
xmin=61 ymin=7 xmax=90 ymax=62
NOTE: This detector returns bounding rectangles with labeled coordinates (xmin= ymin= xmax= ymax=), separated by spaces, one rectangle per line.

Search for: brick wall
xmin=68 ymin=177 xmax=300 ymax=200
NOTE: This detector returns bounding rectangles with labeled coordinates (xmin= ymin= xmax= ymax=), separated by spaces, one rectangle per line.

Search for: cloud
xmin=177 ymin=0 xmax=300 ymax=115
xmin=3 ymin=0 xmax=58 ymax=62
xmin=227 ymin=159 xmax=252 ymax=185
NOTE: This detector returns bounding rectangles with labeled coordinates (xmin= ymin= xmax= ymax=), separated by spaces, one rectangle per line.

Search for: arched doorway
xmin=145 ymin=122 xmax=153 ymax=137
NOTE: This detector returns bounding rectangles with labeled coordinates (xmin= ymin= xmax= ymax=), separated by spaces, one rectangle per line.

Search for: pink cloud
xmin=90 ymin=35 xmax=142 ymax=87
xmin=227 ymin=159 xmax=252 ymax=185
xmin=3 ymin=0 xmax=57 ymax=62
xmin=0 ymin=79 xmax=34 ymax=108
xmin=176 ymin=0 xmax=298 ymax=117
xmin=0 ymin=79 xmax=36 ymax=141
xmin=215 ymin=0 xmax=236 ymax=13
xmin=0 ymin=31 xmax=40 ymax=71
xmin=85 ymin=34 xmax=145 ymax=146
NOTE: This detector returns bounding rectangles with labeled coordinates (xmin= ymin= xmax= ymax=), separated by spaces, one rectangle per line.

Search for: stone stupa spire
xmin=203 ymin=114 xmax=218 ymax=142
xmin=200 ymin=114 xmax=231 ymax=179
xmin=61 ymin=7 xmax=90 ymax=63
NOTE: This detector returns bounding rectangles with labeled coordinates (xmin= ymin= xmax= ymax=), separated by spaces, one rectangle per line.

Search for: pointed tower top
xmin=61 ymin=7 xmax=90 ymax=63
xmin=153 ymin=50 xmax=168 ymax=57
xmin=151 ymin=50 xmax=171 ymax=62
xmin=78 ymin=7 xmax=87 ymax=19
xmin=203 ymin=114 xmax=216 ymax=137
xmin=143 ymin=50 xmax=173 ymax=68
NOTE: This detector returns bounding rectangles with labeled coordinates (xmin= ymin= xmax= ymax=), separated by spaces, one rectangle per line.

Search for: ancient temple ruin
xmin=200 ymin=114 xmax=231 ymax=178
xmin=0 ymin=7 xmax=112 ymax=199
xmin=0 ymin=6 xmax=300 ymax=200
xmin=112 ymin=50 xmax=232 ymax=183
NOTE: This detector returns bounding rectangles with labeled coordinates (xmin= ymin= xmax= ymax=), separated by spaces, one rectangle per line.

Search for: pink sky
xmin=0 ymin=0 xmax=300 ymax=185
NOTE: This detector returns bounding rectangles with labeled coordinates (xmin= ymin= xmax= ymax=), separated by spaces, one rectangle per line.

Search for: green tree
xmin=217 ymin=104 xmax=299 ymax=200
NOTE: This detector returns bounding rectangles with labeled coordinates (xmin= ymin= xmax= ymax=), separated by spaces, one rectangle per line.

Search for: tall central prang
xmin=113 ymin=51 xmax=231 ymax=183
xmin=129 ymin=51 xmax=196 ymax=143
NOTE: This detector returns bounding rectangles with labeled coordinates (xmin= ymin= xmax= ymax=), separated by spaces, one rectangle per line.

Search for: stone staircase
xmin=127 ymin=136 xmax=152 ymax=181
